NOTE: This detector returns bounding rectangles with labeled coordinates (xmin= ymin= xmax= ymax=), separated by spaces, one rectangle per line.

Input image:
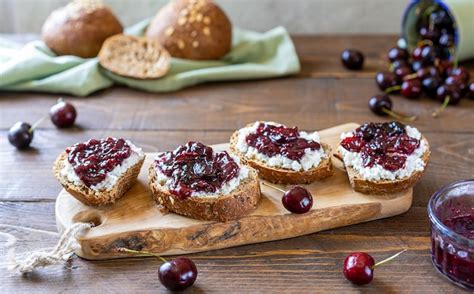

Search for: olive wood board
xmin=55 ymin=123 xmax=413 ymax=260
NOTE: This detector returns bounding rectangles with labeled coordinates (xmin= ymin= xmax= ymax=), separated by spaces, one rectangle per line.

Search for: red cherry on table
xmin=341 ymin=49 xmax=365 ymax=70
xmin=375 ymin=71 xmax=398 ymax=91
xmin=387 ymin=47 xmax=409 ymax=62
xmin=343 ymin=252 xmax=375 ymax=285
xmin=159 ymin=257 xmax=198 ymax=291
xmin=394 ymin=65 xmax=412 ymax=80
xmin=282 ymin=186 xmax=313 ymax=214
xmin=50 ymin=99 xmax=77 ymax=128
xmin=401 ymin=79 xmax=422 ymax=99
xmin=8 ymin=122 xmax=33 ymax=149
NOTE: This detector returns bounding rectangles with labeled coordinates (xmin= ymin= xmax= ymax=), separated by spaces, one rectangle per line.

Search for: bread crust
xmin=53 ymin=151 xmax=144 ymax=206
xmin=342 ymin=138 xmax=430 ymax=195
xmin=41 ymin=2 xmax=123 ymax=58
xmin=148 ymin=164 xmax=261 ymax=222
xmin=229 ymin=129 xmax=334 ymax=185
xmin=146 ymin=0 xmax=232 ymax=60
xmin=98 ymin=34 xmax=171 ymax=79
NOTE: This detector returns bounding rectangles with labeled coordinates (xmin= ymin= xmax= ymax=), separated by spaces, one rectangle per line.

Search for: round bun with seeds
xmin=146 ymin=0 xmax=232 ymax=60
xmin=99 ymin=34 xmax=171 ymax=79
xmin=41 ymin=0 xmax=123 ymax=58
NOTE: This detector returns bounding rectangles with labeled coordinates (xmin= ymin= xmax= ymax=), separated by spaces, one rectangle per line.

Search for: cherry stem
xmin=382 ymin=108 xmax=417 ymax=122
xmin=417 ymin=39 xmax=433 ymax=48
xmin=28 ymin=116 xmax=46 ymax=133
xmin=261 ymin=182 xmax=286 ymax=193
xmin=372 ymin=249 xmax=408 ymax=269
xmin=449 ymin=47 xmax=458 ymax=69
xmin=384 ymin=85 xmax=401 ymax=94
xmin=117 ymin=248 xmax=168 ymax=263
xmin=403 ymin=73 xmax=417 ymax=81
xmin=432 ymin=96 xmax=450 ymax=118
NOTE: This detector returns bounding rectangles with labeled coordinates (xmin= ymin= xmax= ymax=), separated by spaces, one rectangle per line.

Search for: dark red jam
xmin=245 ymin=123 xmax=320 ymax=161
xmin=155 ymin=142 xmax=240 ymax=200
xmin=431 ymin=194 xmax=474 ymax=289
xmin=66 ymin=137 xmax=132 ymax=187
xmin=340 ymin=122 xmax=420 ymax=171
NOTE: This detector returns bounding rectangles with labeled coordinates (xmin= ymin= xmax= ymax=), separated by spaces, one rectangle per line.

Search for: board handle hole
xmin=73 ymin=211 xmax=103 ymax=227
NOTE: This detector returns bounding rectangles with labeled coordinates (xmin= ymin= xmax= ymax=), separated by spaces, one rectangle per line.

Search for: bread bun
xmin=99 ymin=34 xmax=171 ymax=79
xmin=41 ymin=0 xmax=123 ymax=58
xmin=146 ymin=0 xmax=232 ymax=60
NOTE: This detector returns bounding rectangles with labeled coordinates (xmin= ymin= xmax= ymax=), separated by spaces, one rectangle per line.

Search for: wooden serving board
xmin=56 ymin=123 xmax=413 ymax=260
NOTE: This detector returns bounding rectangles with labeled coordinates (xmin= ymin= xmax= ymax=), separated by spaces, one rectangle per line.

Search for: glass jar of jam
xmin=428 ymin=179 xmax=474 ymax=289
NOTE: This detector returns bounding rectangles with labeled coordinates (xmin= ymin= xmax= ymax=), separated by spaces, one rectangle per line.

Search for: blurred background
xmin=1 ymin=0 xmax=408 ymax=34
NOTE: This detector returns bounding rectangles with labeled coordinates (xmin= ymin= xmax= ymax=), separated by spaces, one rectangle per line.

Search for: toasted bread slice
xmin=342 ymin=138 xmax=430 ymax=195
xmin=149 ymin=165 xmax=261 ymax=222
xmin=229 ymin=130 xmax=334 ymax=185
xmin=98 ymin=34 xmax=171 ymax=79
xmin=53 ymin=151 xmax=145 ymax=206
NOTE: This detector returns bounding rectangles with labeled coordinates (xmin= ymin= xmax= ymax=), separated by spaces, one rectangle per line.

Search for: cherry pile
xmin=7 ymin=98 xmax=77 ymax=149
xmin=155 ymin=142 xmax=240 ymax=199
xmin=375 ymin=4 xmax=473 ymax=118
xmin=66 ymin=137 xmax=132 ymax=187
xmin=340 ymin=122 xmax=420 ymax=171
xmin=245 ymin=123 xmax=321 ymax=161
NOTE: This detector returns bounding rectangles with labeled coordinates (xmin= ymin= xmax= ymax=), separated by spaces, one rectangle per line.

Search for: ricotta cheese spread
xmin=235 ymin=121 xmax=326 ymax=171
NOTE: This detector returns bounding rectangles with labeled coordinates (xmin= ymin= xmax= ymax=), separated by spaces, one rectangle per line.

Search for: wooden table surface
xmin=1 ymin=35 xmax=473 ymax=293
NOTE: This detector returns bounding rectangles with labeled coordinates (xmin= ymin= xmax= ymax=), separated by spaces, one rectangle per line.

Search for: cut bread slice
xmin=342 ymin=138 xmax=430 ymax=195
xmin=53 ymin=151 xmax=145 ymax=206
xmin=98 ymin=34 xmax=171 ymax=79
xmin=229 ymin=129 xmax=334 ymax=185
xmin=148 ymin=165 xmax=261 ymax=222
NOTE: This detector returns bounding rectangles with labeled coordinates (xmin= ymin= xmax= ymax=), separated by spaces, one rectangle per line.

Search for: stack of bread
xmin=41 ymin=0 xmax=233 ymax=79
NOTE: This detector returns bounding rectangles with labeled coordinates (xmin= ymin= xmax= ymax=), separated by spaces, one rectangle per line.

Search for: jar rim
xmin=427 ymin=179 xmax=474 ymax=246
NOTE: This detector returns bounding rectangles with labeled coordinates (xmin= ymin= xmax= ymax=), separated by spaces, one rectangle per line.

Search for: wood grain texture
xmin=55 ymin=124 xmax=413 ymax=260
xmin=1 ymin=35 xmax=473 ymax=293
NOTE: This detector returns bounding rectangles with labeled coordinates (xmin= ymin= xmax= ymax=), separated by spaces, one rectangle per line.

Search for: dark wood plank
xmin=0 ymin=202 xmax=456 ymax=293
xmin=1 ymin=79 xmax=473 ymax=132
xmin=1 ymin=129 xmax=472 ymax=205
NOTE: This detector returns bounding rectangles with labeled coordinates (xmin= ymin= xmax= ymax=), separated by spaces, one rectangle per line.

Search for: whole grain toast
xmin=53 ymin=151 xmax=145 ymax=206
xmin=98 ymin=34 xmax=171 ymax=79
xmin=148 ymin=164 xmax=261 ymax=222
xmin=342 ymin=138 xmax=430 ymax=195
xmin=229 ymin=128 xmax=334 ymax=185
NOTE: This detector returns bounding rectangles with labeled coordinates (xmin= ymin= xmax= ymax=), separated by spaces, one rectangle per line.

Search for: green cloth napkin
xmin=0 ymin=20 xmax=300 ymax=96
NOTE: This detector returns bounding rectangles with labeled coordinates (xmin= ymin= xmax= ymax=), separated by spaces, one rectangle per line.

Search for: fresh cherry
xmin=387 ymin=47 xmax=409 ymax=62
xmin=390 ymin=59 xmax=408 ymax=71
xmin=401 ymin=79 xmax=422 ymax=99
xmin=448 ymin=66 xmax=470 ymax=83
xmin=416 ymin=66 xmax=439 ymax=80
xmin=432 ymin=84 xmax=463 ymax=117
xmin=439 ymin=33 xmax=454 ymax=47
xmin=50 ymin=98 xmax=77 ymax=128
xmin=420 ymin=45 xmax=437 ymax=63
xmin=341 ymin=49 xmax=364 ymax=70
xmin=469 ymin=82 xmax=474 ymax=99
xmin=422 ymin=76 xmax=442 ymax=98
xmin=343 ymin=249 xmax=407 ymax=286
xmin=262 ymin=183 xmax=313 ymax=214
xmin=368 ymin=95 xmax=416 ymax=121
xmin=8 ymin=122 xmax=34 ymax=149
xmin=159 ymin=257 xmax=198 ymax=291
xmin=282 ymin=186 xmax=313 ymax=214
xmin=375 ymin=71 xmax=398 ymax=91
xmin=419 ymin=27 xmax=440 ymax=43
xmin=394 ymin=65 xmax=412 ymax=80
xmin=445 ymin=76 xmax=467 ymax=97
xmin=343 ymin=252 xmax=375 ymax=285
xmin=118 ymin=248 xmax=198 ymax=291
xmin=411 ymin=60 xmax=425 ymax=72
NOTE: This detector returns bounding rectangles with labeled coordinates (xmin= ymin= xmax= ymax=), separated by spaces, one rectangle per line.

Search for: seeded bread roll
xmin=99 ymin=35 xmax=171 ymax=79
xmin=146 ymin=0 xmax=232 ymax=60
xmin=41 ymin=0 xmax=123 ymax=58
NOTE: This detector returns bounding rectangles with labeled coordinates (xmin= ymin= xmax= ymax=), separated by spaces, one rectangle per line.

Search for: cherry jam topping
xmin=340 ymin=122 xmax=420 ymax=171
xmin=155 ymin=142 xmax=240 ymax=200
xmin=245 ymin=123 xmax=321 ymax=161
xmin=66 ymin=137 xmax=132 ymax=187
